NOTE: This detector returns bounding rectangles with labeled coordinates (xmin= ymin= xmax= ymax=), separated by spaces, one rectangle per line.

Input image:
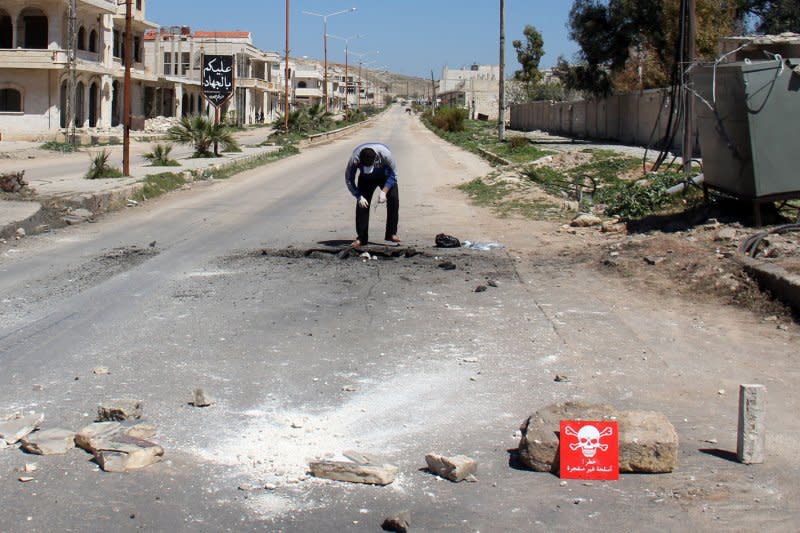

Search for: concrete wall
xmin=510 ymin=89 xmax=696 ymax=151
xmin=0 ymin=70 xmax=59 ymax=138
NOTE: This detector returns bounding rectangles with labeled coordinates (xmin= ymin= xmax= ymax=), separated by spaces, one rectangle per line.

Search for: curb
xmin=736 ymin=255 xmax=800 ymax=313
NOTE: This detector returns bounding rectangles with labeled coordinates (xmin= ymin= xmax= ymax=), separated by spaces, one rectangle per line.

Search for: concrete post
xmin=737 ymin=384 xmax=766 ymax=464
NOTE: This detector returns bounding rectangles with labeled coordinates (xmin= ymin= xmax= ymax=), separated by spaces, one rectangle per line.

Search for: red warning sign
xmin=559 ymin=420 xmax=619 ymax=480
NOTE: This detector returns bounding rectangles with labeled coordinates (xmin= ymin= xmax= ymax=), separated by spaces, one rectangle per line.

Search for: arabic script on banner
xmin=202 ymin=55 xmax=234 ymax=106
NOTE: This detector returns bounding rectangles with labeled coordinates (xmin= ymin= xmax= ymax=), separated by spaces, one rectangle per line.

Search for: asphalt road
xmin=1 ymin=106 xmax=799 ymax=532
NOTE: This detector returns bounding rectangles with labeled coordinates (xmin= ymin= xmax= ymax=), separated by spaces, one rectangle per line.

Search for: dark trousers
xmin=356 ymin=176 xmax=399 ymax=244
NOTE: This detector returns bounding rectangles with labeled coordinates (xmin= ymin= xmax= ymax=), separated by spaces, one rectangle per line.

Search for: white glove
xmin=378 ymin=190 xmax=387 ymax=204
xmin=358 ymin=195 xmax=369 ymax=208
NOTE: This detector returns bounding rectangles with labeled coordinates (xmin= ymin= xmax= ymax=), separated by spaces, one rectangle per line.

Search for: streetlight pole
xmin=328 ymin=33 xmax=361 ymax=109
xmin=123 ymin=0 xmax=132 ymax=175
xmin=302 ymin=7 xmax=355 ymax=113
xmin=284 ymin=0 xmax=290 ymax=133
xmin=350 ymin=50 xmax=378 ymax=111
xmin=498 ymin=0 xmax=506 ymax=141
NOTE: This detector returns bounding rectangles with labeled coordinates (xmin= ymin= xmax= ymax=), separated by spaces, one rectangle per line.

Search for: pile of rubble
xmin=0 ymin=399 xmax=163 ymax=476
xmin=0 ymin=171 xmax=27 ymax=193
xmin=145 ymin=116 xmax=179 ymax=133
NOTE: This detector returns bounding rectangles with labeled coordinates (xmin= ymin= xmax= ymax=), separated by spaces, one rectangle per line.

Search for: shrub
xmin=508 ymin=136 xmax=529 ymax=150
xmin=168 ymin=115 xmax=238 ymax=157
xmin=430 ymin=107 xmax=467 ymax=132
xmin=85 ymin=149 xmax=123 ymax=179
xmin=142 ymin=143 xmax=180 ymax=166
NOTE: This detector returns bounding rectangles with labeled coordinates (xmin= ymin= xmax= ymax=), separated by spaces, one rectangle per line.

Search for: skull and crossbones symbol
xmin=564 ymin=424 xmax=613 ymax=458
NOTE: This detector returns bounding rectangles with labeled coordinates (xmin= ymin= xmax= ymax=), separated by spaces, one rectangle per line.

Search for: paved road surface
xmin=0 ymin=106 xmax=798 ymax=532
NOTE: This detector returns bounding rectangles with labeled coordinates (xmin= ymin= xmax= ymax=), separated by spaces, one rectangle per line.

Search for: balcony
xmin=0 ymin=49 xmax=68 ymax=69
xmin=295 ymin=87 xmax=323 ymax=98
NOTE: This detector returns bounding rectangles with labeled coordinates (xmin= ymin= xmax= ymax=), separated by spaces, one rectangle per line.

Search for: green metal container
xmin=694 ymin=58 xmax=800 ymax=199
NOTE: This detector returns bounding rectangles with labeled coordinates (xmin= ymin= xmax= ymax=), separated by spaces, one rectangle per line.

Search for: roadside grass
xmin=523 ymin=150 xmax=703 ymax=219
xmin=131 ymin=172 xmax=184 ymax=202
xmin=457 ymin=174 xmax=563 ymax=220
xmin=41 ymin=141 xmax=80 ymax=153
xmin=209 ymin=144 xmax=299 ymax=180
xmin=422 ymin=116 xmax=552 ymax=164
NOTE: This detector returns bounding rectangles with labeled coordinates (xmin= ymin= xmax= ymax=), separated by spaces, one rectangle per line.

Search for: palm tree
xmin=168 ymin=115 xmax=239 ymax=157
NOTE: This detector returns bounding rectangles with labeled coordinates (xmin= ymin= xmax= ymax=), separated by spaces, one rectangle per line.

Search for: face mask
xmin=362 ymin=165 xmax=375 ymax=175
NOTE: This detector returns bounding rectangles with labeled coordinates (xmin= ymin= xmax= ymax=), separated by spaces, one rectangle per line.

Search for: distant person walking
xmin=344 ymin=142 xmax=400 ymax=247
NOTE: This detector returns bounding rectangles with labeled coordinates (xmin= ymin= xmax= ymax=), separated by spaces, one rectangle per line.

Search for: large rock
xmin=75 ymin=422 xmax=122 ymax=452
xmin=93 ymin=434 xmax=164 ymax=472
xmin=517 ymin=402 xmax=678 ymax=474
xmin=20 ymin=428 xmax=75 ymax=455
xmin=309 ymin=460 xmax=398 ymax=485
xmin=0 ymin=413 xmax=44 ymax=445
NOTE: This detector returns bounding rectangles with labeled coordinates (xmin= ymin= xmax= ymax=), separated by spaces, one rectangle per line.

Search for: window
xmin=89 ymin=30 xmax=97 ymax=53
xmin=134 ymin=36 xmax=140 ymax=63
xmin=181 ymin=52 xmax=190 ymax=75
xmin=113 ymin=30 xmax=120 ymax=58
xmin=77 ymin=27 xmax=86 ymax=50
xmin=0 ymin=13 xmax=10 ymax=48
xmin=0 ymin=88 xmax=22 ymax=112
xmin=163 ymin=52 xmax=171 ymax=76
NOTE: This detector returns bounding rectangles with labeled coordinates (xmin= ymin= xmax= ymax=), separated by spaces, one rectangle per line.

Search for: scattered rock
xmin=62 ymin=208 xmax=93 ymax=226
xmin=309 ymin=460 xmax=398 ymax=485
xmin=122 ymin=423 xmax=157 ymax=440
xmin=381 ymin=511 xmax=411 ymax=533
xmin=474 ymin=285 xmax=487 ymax=293
xmin=487 ymin=279 xmax=499 ymax=287
xmin=93 ymin=434 xmax=164 ymax=472
xmin=75 ymin=422 xmax=122 ymax=452
xmin=97 ymin=400 xmax=143 ymax=422
xmin=189 ymin=388 xmax=214 ymax=407
xmin=20 ymin=428 xmax=76 ymax=455
xmin=715 ymin=227 xmax=738 ymax=241
xmin=554 ymin=374 xmax=571 ymax=382
xmin=15 ymin=227 xmax=26 ymax=238
xmin=438 ymin=261 xmax=456 ymax=271
xmin=517 ymin=401 xmax=678 ymax=473
xmin=644 ymin=256 xmax=666 ymax=265
xmin=570 ymin=213 xmax=602 ymax=227
xmin=424 ymin=453 xmax=477 ymax=482
xmin=18 ymin=476 xmax=34 ymax=483
xmin=0 ymin=413 xmax=44 ymax=445
xmin=92 ymin=367 xmax=110 ymax=375
xmin=0 ymin=171 xmax=27 ymax=192
xmin=601 ymin=221 xmax=626 ymax=233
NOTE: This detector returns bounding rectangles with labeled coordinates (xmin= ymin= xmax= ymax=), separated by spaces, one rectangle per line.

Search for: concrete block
xmin=737 ymin=384 xmax=766 ymax=464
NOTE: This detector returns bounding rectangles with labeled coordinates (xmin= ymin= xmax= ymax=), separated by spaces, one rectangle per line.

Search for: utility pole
xmin=284 ymin=0 xmax=290 ymax=133
xmin=498 ymin=0 xmax=506 ymax=141
xmin=682 ymin=0 xmax=696 ymax=175
xmin=430 ymin=70 xmax=436 ymax=114
xmin=123 ymin=0 xmax=132 ymax=176
xmin=65 ymin=0 xmax=77 ymax=144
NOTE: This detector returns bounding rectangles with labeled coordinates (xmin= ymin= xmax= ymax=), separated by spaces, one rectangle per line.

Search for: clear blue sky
xmin=145 ymin=1 xmax=579 ymax=79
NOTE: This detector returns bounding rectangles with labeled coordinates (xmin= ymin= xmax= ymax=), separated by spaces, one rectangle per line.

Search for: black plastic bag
xmin=435 ymin=233 xmax=461 ymax=248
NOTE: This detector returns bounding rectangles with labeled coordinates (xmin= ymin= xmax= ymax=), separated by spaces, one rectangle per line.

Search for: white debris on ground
xmin=144 ymin=116 xmax=179 ymax=133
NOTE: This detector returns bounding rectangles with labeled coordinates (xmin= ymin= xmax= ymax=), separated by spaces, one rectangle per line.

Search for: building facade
xmin=144 ymin=27 xmax=282 ymax=126
xmin=0 ymin=0 xmax=159 ymax=140
xmin=437 ymin=64 xmax=501 ymax=120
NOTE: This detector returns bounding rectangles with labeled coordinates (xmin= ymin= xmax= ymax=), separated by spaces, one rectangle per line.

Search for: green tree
xmin=742 ymin=0 xmax=800 ymax=33
xmin=565 ymin=0 xmax=738 ymax=95
xmin=512 ymin=25 xmax=545 ymax=84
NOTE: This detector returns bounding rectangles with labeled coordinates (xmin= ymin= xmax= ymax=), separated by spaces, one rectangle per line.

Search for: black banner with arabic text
xmin=202 ymin=55 xmax=234 ymax=106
